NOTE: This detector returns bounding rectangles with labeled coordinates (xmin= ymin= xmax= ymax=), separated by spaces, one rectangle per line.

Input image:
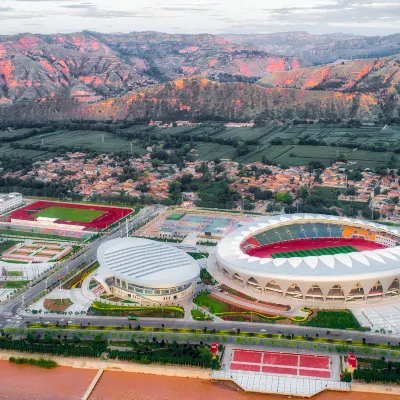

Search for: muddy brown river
xmin=0 ymin=361 xmax=398 ymax=400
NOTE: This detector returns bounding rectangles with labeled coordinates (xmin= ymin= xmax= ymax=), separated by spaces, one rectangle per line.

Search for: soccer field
xmin=33 ymin=206 xmax=106 ymax=223
xmin=272 ymin=246 xmax=358 ymax=259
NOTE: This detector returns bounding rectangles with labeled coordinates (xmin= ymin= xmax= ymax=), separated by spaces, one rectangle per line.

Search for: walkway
xmin=81 ymin=368 xmax=103 ymax=400
xmin=211 ymin=370 xmax=349 ymax=397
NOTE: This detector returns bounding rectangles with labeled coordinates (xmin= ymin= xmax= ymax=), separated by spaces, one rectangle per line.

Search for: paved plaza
xmin=352 ymin=304 xmax=400 ymax=334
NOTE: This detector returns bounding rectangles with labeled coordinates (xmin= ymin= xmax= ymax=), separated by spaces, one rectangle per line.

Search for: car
xmin=127 ymin=316 xmax=137 ymax=321
xmin=44 ymin=321 xmax=51 ymax=325
xmin=60 ymin=319 xmax=65 ymax=322
xmin=260 ymin=329 xmax=266 ymax=332
xmin=6 ymin=319 xmax=11 ymax=322
xmin=67 ymin=320 xmax=73 ymax=324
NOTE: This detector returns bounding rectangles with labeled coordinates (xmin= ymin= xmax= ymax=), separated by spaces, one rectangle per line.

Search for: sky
xmin=0 ymin=0 xmax=399 ymax=36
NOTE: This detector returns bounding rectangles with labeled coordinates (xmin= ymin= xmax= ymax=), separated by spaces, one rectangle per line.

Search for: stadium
xmin=9 ymin=201 xmax=133 ymax=231
xmin=95 ymin=237 xmax=200 ymax=304
xmin=212 ymin=214 xmax=400 ymax=305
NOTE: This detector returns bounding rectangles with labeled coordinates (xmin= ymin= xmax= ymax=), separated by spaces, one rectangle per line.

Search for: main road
xmin=0 ymin=205 xmax=164 ymax=316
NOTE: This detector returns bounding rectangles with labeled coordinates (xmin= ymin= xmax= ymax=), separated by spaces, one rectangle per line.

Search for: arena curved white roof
xmin=97 ymin=237 xmax=200 ymax=288
xmin=216 ymin=214 xmax=400 ymax=281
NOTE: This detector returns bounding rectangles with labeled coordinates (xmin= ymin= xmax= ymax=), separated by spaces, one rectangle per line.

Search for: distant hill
xmin=0 ymin=76 xmax=374 ymax=123
xmin=223 ymin=32 xmax=400 ymax=64
xmin=0 ymin=31 xmax=302 ymax=105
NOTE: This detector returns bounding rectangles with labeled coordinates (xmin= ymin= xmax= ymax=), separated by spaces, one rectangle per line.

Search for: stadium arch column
xmin=361 ymin=280 xmax=375 ymax=301
xmin=296 ymin=281 xmax=311 ymax=301
xmin=337 ymin=281 xmax=357 ymax=302
xmin=379 ymin=276 xmax=396 ymax=297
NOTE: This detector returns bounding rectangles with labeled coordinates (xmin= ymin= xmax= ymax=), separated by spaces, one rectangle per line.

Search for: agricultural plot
xmin=272 ymin=246 xmax=358 ymax=258
xmin=194 ymin=142 xmax=237 ymax=160
xmin=18 ymin=130 xmax=147 ymax=154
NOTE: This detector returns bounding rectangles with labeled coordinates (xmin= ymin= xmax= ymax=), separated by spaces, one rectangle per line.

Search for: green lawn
xmin=272 ymin=246 xmax=358 ymax=258
xmin=191 ymin=309 xmax=212 ymax=321
xmin=33 ymin=206 xmax=105 ymax=223
xmin=193 ymin=292 xmax=229 ymax=313
xmin=302 ymin=310 xmax=365 ymax=331
xmin=0 ymin=280 xmax=29 ymax=289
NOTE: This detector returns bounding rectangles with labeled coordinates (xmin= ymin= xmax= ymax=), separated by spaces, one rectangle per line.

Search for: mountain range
xmin=1 ymin=31 xmax=400 ymax=122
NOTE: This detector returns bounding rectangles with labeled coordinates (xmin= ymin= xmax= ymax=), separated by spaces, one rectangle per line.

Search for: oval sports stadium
xmin=211 ymin=214 xmax=400 ymax=305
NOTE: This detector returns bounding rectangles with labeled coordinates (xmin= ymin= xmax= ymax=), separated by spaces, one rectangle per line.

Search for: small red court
xmin=9 ymin=201 xmax=133 ymax=231
xmin=246 ymin=237 xmax=386 ymax=258
xmin=230 ymin=349 xmax=331 ymax=378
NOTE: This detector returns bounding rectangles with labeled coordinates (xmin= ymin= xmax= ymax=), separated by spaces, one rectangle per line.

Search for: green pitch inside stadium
xmin=33 ymin=206 xmax=106 ymax=222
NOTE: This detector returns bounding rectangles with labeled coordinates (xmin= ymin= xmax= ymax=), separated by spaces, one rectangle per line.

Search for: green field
xmin=272 ymin=245 xmax=359 ymax=258
xmin=33 ymin=206 xmax=105 ymax=222
xmin=167 ymin=213 xmax=185 ymax=221
xmin=2 ymin=123 xmax=400 ymax=170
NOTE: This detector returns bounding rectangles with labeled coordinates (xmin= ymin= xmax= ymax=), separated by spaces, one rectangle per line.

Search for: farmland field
xmin=17 ymin=130 xmax=147 ymax=154
xmin=33 ymin=206 xmax=105 ymax=222
xmin=2 ymin=123 xmax=400 ymax=170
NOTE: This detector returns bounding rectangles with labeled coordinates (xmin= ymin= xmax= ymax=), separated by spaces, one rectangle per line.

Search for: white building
xmin=0 ymin=193 xmax=23 ymax=214
xmin=95 ymin=237 xmax=200 ymax=304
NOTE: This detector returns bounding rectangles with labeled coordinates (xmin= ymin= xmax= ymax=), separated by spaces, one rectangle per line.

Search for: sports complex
xmin=213 ymin=214 xmax=400 ymax=305
xmin=8 ymin=201 xmax=133 ymax=231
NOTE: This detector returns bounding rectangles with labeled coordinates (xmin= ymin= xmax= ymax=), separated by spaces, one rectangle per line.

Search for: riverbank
xmin=0 ymin=350 xmax=210 ymax=380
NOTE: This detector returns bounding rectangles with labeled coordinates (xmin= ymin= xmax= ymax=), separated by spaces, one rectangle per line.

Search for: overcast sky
xmin=0 ymin=0 xmax=399 ymax=36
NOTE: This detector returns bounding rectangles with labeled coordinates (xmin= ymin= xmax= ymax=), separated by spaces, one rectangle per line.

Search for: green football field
xmin=272 ymin=246 xmax=359 ymax=259
xmin=33 ymin=206 xmax=106 ymax=223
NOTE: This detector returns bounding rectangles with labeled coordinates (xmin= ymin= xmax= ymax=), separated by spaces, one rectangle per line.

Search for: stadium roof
xmin=217 ymin=214 xmax=400 ymax=280
xmin=97 ymin=237 xmax=200 ymax=287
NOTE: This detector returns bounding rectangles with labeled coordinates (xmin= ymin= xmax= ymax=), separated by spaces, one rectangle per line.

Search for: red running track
xmin=246 ymin=237 xmax=386 ymax=258
xmin=9 ymin=201 xmax=133 ymax=231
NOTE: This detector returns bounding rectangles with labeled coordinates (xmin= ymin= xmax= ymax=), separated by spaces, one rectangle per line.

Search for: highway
xmin=0 ymin=205 xmax=164 ymax=316
xmin=2 ymin=313 xmax=400 ymax=346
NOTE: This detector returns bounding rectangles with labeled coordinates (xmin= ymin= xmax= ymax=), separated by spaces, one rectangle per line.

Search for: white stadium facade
xmin=96 ymin=237 xmax=200 ymax=304
xmin=212 ymin=214 xmax=400 ymax=305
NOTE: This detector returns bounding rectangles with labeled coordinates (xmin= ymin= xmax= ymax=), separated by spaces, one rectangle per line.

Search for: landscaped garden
xmin=62 ymin=263 xmax=98 ymax=290
xmin=302 ymin=310 xmax=366 ymax=331
xmin=44 ymin=299 xmax=73 ymax=312
xmin=219 ymin=285 xmax=257 ymax=301
xmin=0 ymin=240 xmax=19 ymax=254
xmin=200 ymin=268 xmax=215 ymax=285
xmin=187 ymin=252 xmax=209 ymax=260
xmin=90 ymin=302 xmax=185 ymax=318
xmin=191 ymin=309 xmax=212 ymax=321
xmin=193 ymin=292 xmax=286 ymax=322
xmin=0 ymin=280 xmax=29 ymax=289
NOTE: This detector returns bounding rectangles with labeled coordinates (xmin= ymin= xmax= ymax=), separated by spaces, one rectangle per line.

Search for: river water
xmin=0 ymin=361 xmax=398 ymax=400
